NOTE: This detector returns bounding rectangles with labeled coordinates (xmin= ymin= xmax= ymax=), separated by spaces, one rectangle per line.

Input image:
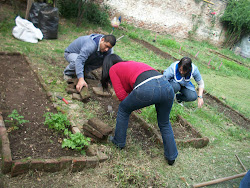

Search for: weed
xmin=4 ymin=109 xmax=29 ymax=131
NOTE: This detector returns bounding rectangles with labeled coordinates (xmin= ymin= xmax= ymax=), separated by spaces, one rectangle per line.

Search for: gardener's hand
xmin=198 ymin=97 xmax=204 ymax=108
xmin=76 ymin=77 xmax=88 ymax=92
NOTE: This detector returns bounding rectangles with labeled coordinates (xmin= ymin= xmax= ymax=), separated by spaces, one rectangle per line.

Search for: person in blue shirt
xmin=63 ymin=34 xmax=116 ymax=92
xmin=163 ymin=57 xmax=204 ymax=108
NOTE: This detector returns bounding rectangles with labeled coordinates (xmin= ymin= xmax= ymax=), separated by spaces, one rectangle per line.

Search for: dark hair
xmin=179 ymin=57 xmax=192 ymax=75
xmin=103 ymin=35 xmax=116 ymax=47
xmin=101 ymin=54 xmax=123 ymax=90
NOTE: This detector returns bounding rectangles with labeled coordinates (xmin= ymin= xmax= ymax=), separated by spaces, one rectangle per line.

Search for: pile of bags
xmin=12 ymin=2 xmax=59 ymax=43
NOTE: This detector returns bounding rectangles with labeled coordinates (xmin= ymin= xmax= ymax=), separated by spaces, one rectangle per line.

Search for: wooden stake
xmin=192 ymin=172 xmax=247 ymax=188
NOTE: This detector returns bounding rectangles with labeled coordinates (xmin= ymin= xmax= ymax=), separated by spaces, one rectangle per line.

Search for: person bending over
xmin=64 ymin=34 xmax=116 ymax=92
xmin=163 ymin=57 xmax=204 ymax=108
xmin=101 ymin=54 xmax=178 ymax=165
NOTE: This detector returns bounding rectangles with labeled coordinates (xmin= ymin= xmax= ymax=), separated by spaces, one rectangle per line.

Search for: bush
xmin=220 ymin=0 xmax=250 ymax=47
xmin=57 ymin=0 xmax=110 ymax=26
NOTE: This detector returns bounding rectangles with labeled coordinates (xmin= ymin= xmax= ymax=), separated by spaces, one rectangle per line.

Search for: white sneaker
xmin=63 ymin=74 xmax=73 ymax=81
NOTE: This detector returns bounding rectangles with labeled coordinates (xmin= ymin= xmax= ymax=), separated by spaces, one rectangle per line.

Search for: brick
xmin=30 ymin=159 xmax=45 ymax=171
xmin=72 ymin=126 xmax=81 ymax=134
xmin=83 ymin=124 xmax=103 ymax=139
xmin=85 ymin=156 xmax=98 ymax=168
xmin=88 ymin=118 xmax=113 ymax=136
xmin=97 ymin=151 xmax=108 ymax=163
xmin=43 ymin=159 xmax=62 ymax=172
xmin=0 ymin=127 xmax=12 ymax=174
xmin=66 ymin=88 xmax=78 ymax=94
xmin=11 ymin=160 xmax=31 ymax=177
xmin=92 ymin=87 xmax=111 ymax=97
xmin=72 ymin=93 xmax=82 ymax=101
xmin=72 ymin=157 xmax=86 ymax=172
xmin=80 ymin=87 xmax=90 ymax=101
xmin=59 ymin=157 xmax=73 ymax=170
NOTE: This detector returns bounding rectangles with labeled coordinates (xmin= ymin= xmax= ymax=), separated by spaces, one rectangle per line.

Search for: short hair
xmin=103 ymin=35 xmax=116 ymax=47
xmin=179 ymin=57 xmax=192 ymax=74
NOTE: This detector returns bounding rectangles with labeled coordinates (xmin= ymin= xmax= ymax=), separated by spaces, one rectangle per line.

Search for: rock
xmin=92 ymin=87 xmax=111 ymax=97
xmin=72 ymin=93 xmax=82 ymax=101
xmin=88 ymin=118 xmax=113 ymax=136
xmin=80 ymin=87 xmax=90 ymax=101
xmin=82 ymin=123 xmax=103 ymax=139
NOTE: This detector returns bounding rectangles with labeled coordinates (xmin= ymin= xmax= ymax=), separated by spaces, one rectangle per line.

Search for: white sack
xmin=12 ymin=16 xmax=43 ymax=43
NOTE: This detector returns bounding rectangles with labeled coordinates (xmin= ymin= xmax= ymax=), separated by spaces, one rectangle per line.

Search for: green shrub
xmin=220 ymin=0 xmax=250 ymax=47
xmin=57 ymin=0 xmax=110 ymax=26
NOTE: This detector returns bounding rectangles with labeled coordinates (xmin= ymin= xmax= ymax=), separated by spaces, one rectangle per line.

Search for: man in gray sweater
xmin=64 ymin=34 xmax=116 ymax=92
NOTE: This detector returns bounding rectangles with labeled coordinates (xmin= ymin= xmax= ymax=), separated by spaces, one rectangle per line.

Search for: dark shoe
xmin=109 ymin=136 xmax=124 ymax=150
xmin=165 ymin=157 xmax=175 ymax=165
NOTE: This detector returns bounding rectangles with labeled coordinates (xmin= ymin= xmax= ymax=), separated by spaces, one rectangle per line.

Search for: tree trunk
xmin=25 ymin=0 xmax=34 ymax=19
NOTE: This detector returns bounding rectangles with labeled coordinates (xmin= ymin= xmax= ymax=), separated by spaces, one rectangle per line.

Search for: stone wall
xmin=102 ymin=0 xmax=227 ymax=46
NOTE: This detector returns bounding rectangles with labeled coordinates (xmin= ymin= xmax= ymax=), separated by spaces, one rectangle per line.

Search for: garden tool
xmin=57 ymin=96 xmax=68 ymax=104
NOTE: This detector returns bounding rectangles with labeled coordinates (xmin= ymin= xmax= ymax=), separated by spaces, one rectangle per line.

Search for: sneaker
xmin=174 ymin=95 xmax=183 ymax=106
xmin=165 ymin=157 xmax=175 ymax=166
xmin=63 ymin=74 xmax=73 ymax=81
xmin=108 ymin=136 xmax=124 ymax=150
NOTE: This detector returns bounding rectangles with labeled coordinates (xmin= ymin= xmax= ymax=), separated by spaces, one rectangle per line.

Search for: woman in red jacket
xmin=101 ymin=54 xmax=178 ymax=165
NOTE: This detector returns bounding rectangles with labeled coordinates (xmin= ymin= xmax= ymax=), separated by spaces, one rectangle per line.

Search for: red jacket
xmin=109 ymin=61 xmax=155 ymax=101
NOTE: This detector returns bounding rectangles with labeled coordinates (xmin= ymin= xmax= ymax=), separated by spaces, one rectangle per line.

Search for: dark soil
xmin=0 ymin=53 xmax=81 ymax=160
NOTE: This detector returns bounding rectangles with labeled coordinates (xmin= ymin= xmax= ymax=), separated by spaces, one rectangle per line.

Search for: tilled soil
xmin=0 ymin=53 xmax=81 ymax=160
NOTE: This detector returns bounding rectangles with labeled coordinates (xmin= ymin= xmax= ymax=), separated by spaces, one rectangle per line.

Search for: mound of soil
xmin=0 ymin=53 xmax=81 ymax=160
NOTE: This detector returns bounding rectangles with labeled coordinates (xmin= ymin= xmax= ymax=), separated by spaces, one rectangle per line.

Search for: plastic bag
xmin=12 ymin=16 xmax=43 ymax=43
xmin=28 ymin=2 xmax=48 ymax=28
xmin=38 ymin=6 xmax=59 ymax=39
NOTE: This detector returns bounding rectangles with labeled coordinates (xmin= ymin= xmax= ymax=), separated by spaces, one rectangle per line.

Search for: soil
xmin=0 ymin=53 xmax=81 ymax=160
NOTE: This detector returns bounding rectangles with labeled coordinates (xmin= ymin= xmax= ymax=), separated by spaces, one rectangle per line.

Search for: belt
xmin=133 ymin=75 xmax=163 ymax=90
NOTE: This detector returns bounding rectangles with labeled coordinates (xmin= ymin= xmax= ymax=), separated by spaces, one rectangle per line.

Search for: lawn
xmin=0 ymin=3 xmax=249 ymax=188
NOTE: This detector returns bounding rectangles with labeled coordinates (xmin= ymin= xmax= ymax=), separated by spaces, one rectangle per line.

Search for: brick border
xmin=0 ymin=114 xmax=108 ymax=176
xmin=131 ymin=113 xmax=209 ymax=148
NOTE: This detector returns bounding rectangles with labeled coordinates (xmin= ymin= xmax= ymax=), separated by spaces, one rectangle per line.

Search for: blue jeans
xmin=111 ymin=76 xmax=178 ymax=161
xmin=169 ymin=80 xmax=197 ymax=102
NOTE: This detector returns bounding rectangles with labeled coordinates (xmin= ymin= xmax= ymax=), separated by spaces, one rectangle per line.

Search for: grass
xmin=0 ymin=4 xmax=249 ymax=188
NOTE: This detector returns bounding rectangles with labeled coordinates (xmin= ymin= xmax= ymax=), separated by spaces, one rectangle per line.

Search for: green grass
xmin=0 ymin=4 xmax=249 ymax=188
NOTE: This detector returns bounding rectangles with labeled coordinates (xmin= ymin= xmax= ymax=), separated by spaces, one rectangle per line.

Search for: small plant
xmin=44 ymin=112 xmax=90 ymax=154
xmin=44 ymin=112 xmax=70 ymax=131
xmin=62 ymin=132 xmax=91 ymax=154
xmin=5 ymin=109 xmax=29 ymax=131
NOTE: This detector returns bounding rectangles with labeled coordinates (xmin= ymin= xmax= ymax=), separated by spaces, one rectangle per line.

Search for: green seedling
xmin=5 ymin=109 xmax=29 ymax=131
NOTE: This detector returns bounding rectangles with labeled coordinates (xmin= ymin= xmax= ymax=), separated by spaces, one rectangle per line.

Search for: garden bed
xmin=0 ymin=52 xmax=108 ymax=176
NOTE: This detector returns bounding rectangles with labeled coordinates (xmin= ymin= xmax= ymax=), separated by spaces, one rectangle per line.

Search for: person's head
xmin=99 ymin=35 xmax=116 ymax=53
xmin=178 ymin=57 xmax=192 ymax=77
xmin=101 ymin=54 xmax=123 ymax=90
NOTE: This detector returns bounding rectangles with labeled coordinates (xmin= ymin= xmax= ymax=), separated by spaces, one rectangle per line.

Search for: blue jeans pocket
xmin=135 ymin=87 xmax=154 ymax=102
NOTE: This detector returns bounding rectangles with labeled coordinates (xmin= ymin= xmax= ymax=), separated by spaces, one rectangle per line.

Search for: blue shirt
xmin=163 ymin=61 xmax=202 ymax=91
xmin=65 ymin=34 xmax=113 ymax=78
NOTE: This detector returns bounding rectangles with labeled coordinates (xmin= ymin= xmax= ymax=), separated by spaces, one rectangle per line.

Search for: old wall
xmin=102 ymin=0 xmax=227 ymax=46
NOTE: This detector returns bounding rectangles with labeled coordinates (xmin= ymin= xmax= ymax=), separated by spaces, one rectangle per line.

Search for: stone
xmin=82 ymin=124 xmax=103 ymax=139
xmin=92 ymin=87 xmax=111 ymax=97
xmin=80 ymin=87 xmax=90 ymax=101
xmin=72 ymin=93 xmax=82 ymax=101
xmin=88 ymin=118 xmax=113 ymax=136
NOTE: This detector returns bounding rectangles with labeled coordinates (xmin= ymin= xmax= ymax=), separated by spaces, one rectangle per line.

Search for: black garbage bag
xmin=38 ymin=7 xmax=59 ymax=39
xmin=28 ymin=2 xmax=48 ymax=28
